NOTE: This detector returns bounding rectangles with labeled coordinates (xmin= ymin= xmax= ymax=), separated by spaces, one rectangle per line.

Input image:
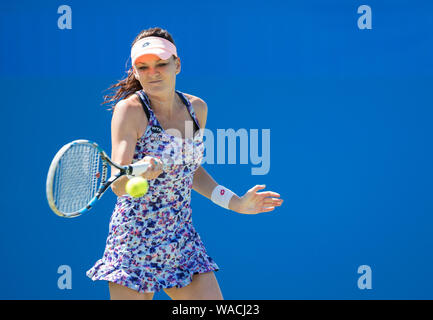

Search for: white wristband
xmin=211 ymin=185 xmax=235 ymax=210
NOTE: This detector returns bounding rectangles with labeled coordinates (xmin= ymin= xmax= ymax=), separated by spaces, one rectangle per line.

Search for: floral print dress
xmin=86 ymin=89 xmax=219 ymax=293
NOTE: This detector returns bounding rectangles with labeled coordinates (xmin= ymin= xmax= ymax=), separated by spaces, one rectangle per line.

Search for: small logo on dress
xmin=151 ymin=126 xmax=162 ymax=134
xmin=220 ymin=189 xmax=225 ymax=195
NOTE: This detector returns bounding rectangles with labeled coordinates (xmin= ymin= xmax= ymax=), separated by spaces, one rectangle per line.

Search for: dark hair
xmin=102 ymin=27 xmax=176 ymax=110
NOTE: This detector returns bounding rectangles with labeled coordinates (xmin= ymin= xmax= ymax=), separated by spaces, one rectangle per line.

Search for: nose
xmin=147 ymin=67 xmax=159 ymax=76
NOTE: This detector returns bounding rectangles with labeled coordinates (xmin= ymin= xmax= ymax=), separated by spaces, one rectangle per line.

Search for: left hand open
xmin=234 ymin=185 xmax=283 ymax=214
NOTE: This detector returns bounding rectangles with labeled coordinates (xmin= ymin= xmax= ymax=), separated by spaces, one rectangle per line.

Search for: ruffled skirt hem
xmin=86 ymin=258 xmax=220 ymax=293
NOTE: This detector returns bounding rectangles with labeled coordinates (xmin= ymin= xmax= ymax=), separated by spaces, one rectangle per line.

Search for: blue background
xmin=0 ymin=0 xmax=432 ymax=299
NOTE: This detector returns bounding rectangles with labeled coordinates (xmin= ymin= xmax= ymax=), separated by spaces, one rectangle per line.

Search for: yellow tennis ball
xmin=125 ymin=177 xmax=149 ymax=198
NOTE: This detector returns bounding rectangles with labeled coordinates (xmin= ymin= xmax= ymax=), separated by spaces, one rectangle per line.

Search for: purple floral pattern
xmin=86 ymin=90 xmax=219 ymax=293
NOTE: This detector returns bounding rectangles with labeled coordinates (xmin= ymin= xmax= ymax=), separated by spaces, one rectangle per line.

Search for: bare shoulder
xmin=111 ymin=93 xmax=147 ymax=138
xmin=182 ymin=93 xmax=208 ymax=128
xmin=183 ymin=93 xmax=207 ymax=111
xmin=112 ymin=94 xmax=145 ymax=122
xmin=114 ymin=93 xmax=143 ymax=114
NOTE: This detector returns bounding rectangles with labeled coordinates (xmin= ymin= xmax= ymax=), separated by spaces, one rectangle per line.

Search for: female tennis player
xmin=86 ymin=27 xmax=283 ymax=300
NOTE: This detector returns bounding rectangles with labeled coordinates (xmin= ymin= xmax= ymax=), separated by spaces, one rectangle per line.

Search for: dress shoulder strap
xmin=135 ymin=90 xmax=151 ymax=121
xmin=175 ymin=90 xmax=200 ymax=131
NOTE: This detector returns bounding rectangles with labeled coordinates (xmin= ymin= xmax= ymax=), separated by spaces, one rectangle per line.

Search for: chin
xmin=144 ymin=83 xmax=173 ymax=94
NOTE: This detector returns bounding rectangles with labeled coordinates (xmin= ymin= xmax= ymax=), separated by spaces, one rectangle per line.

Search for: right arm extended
xmin=110 ymin=98 xmax=163 ymax=197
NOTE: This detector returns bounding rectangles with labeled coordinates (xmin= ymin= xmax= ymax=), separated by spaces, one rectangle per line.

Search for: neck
xmin=146 ymin=89 xmax=179 ymax=118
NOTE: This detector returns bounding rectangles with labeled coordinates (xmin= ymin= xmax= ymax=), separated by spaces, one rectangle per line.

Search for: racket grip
xmin=128 ymin=163 xmax=150 ymax=178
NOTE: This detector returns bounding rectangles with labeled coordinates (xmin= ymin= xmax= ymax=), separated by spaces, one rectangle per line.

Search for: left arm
xmin=192 ymin=165 xmax=242 ymax=212
xmin=190 ymin=96 xmax=283 ymax=214
xmin=190 ymin=97 xmax=228 ymax=201
xmin=192 ymin=166 xmax=282 ymax=214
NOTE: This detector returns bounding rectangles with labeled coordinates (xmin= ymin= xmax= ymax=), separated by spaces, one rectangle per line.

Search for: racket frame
xmin=46 ymin=139 xmax=148 ymax=218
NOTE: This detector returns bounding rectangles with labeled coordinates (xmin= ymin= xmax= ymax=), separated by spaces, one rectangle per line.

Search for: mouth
xmin=149 ymin=80 xmax=162 ymax=84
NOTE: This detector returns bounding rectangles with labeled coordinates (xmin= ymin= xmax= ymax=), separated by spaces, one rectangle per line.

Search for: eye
xmin=138 ymin=63 xmax=167 ymax=70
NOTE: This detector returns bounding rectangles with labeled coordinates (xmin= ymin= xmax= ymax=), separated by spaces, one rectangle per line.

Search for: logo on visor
xmin=142 ymin=42 xmax=151 ymax=48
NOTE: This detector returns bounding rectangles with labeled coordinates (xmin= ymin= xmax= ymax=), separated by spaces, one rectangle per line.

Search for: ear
xmin=175 ymin=57 xmax=181 ymax=75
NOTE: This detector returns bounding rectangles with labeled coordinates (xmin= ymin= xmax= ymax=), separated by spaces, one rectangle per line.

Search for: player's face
xmin=133 ymin=54 xmax=180 ymax=93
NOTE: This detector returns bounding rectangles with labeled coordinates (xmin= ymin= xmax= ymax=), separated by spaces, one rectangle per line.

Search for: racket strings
xmin=53 ymin=144 xmax=101 ymax=214
xmin=90 ymin=148 xmax=101 ymax=196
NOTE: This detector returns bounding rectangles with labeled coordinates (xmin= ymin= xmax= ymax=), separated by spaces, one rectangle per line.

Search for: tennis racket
xmin=46 ymin=139 xmax=150 ymax=218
